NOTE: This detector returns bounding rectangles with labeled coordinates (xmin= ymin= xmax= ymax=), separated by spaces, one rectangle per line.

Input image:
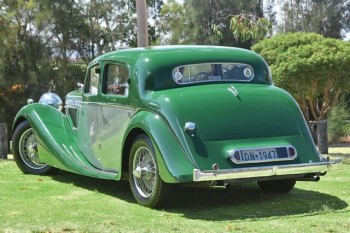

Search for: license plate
xmin=240 ymin=148 xmax=278 ymax=162
xmin=228 ymin=146 xmax=297 ymax=164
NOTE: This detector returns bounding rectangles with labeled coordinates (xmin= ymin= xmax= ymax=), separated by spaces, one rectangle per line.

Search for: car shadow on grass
xmin=163 ymin=184 xmax=349 ymax=221
xmin=51 ymin=170 xmax=135 ymax=203
xmin=51 ymin=170 xmax=348 ymax=221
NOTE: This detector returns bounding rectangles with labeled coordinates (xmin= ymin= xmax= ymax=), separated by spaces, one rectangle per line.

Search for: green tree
xmin=158 ymin=0 xmax=263 ymax=47
xmin=147 ymin=0 xmax=164 ymax=45
xmin=327 ymin=104 xmax=350 ymax=143
xmin=0 ymin=0 xmax=86 ymax=129
xmin=0 ymin=0 xmax=165 ymax=131
xmin=274 ymin=0 xmax=350 ymax=39
xmin=252 ymin=33 xmax=350 ymax=152
xmin=226 ymin=14 xmax=271 ymax=46
xmin=157 ymin=0 xmax=184 ymax=44
xmin=43 ymin=0 xmax=136 ymax=62
xmin=0 ymin=0 xmax=53 ymax=126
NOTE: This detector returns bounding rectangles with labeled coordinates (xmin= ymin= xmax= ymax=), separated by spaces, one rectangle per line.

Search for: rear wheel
xmin=257 ymin=178 xmax=296 ymax=193
xmin=128 ymin=134 xmax=169 ymax=208
xmin=12 ymin=121 xmax=57 ymax=174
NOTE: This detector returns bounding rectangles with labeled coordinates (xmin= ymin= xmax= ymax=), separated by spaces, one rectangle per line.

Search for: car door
xmin=78 ymin=64 xmax=106 ymax=170
xmin=78 ymin=62 xmax=135 ymax=172
xmin=97 ymin=62 xmax=135 ymax=172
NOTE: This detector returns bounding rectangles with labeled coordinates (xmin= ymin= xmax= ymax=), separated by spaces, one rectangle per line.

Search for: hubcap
xmin=132 ymin=146 xmax=157 ymax=198
xmin=19 ymin=128 xmax=47 ymax=170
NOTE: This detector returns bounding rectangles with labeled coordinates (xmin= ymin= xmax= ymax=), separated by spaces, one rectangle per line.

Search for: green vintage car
xmin=12 ymin=46 xmax=335 ymax=208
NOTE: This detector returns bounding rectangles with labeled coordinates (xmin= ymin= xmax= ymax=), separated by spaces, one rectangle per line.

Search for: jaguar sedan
xmin=12 ymin=46 xmax=334 ymax=208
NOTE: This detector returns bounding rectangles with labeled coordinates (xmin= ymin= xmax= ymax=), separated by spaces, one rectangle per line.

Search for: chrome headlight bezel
xmin=38 ymin=93 xmax=63 ymax=111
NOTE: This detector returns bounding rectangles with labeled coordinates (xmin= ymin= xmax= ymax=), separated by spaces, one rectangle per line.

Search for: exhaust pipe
xmin=296 ymin=175 xmax=320 ymax=182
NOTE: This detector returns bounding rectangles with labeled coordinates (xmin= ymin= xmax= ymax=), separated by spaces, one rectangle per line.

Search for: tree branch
xmin=309 ymin=98 xmax=320 ymax=120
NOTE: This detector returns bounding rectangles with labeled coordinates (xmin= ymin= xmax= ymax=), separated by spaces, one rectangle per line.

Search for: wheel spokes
xmin=133 ymin=146 xmax=157 ymax=198
xmin=19 ymin=128 xmax=47 ymax=170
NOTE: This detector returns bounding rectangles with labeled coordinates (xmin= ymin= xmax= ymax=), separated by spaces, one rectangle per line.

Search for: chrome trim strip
xmin=81 ymin=102 xmax=133 ymax=109
xmin=228 ymin=85 xmax=238 ymax=96
xmin=65 ymin=96 xmax=82 ymax=109
xmin=193 ymin=162 xmax=335 ymax=182
xmin=172 ymin=62 xmax=255 ymax=85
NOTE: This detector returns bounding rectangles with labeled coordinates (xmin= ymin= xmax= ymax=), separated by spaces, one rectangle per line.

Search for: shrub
xmin=328 ymin=104 xmax=350 ymax=143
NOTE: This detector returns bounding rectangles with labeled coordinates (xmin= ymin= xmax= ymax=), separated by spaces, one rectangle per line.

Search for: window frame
xmin=172 ymin=62 xmax=255 ymax=85
xmin=84 ymin=64 xmax=101 ymax=95
xmin=102 ymin=62 xmax=130 ymax=97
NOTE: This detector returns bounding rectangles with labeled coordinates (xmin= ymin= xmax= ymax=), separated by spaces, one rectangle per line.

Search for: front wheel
xmin=257 ymin=178 xmax=296 ymax=193
xmin=12 ymin=121 xmax=57 ymax=175
xmin=128 ymin=134 xmax=169 ymax=208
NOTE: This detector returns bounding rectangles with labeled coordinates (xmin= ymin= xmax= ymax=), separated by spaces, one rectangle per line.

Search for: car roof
xmin=91 ymin=45 xmax=266 ymax=67
xmin=90 ymin=45 xmax=271 ymax=90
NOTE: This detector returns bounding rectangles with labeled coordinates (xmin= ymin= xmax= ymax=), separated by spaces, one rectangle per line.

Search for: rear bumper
xmin=193 ymin=161 xmax=340 ymax=182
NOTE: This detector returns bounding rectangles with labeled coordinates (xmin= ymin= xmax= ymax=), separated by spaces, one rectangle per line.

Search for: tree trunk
xmin=136 ymin=0 xmax=148 ymax=47
xmin=317 ymin=120 xmax=328 ymax=154
xmin=0 ymin=123 xmax=8 ymax=159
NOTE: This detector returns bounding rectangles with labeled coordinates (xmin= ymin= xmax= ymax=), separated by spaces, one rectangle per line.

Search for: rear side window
xmin=172 ymin=63 xmax=254 ymax=84
xmin=103 ymin=63 xmax=129 ymax=96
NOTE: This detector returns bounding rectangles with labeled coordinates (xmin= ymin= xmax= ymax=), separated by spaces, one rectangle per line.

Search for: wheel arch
xmin=12 ymin=116 xmax=28 ymax=135
xmin=121 ymin=111 xmax=196 ymax=183
xmin=121 ymin=126 xmax=179 ymax=183
xmin=121 ymin=127 xmax=145 ymax=176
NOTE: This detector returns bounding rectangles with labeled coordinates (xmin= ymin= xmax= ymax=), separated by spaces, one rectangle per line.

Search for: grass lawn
xmin=0 ymin=148 xmax=349 ymax=233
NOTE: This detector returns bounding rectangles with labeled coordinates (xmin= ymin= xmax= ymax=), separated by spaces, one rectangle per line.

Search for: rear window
xmin=172 ymin=63 xmax=254 ymax=84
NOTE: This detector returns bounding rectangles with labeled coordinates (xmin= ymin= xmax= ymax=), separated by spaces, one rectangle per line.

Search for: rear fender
xmin=125 ymin=111 xmax=196 ymax=183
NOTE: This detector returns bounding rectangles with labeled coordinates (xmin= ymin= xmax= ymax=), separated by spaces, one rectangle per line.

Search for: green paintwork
xmin=13 ymin=104 xmax=117 ymax=179
xmin=13 ymin=45 xmax=324 ymax=183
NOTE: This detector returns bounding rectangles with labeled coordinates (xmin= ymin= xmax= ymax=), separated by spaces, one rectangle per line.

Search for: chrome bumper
xmin=193 ymin=161 xmax=339 ymax=182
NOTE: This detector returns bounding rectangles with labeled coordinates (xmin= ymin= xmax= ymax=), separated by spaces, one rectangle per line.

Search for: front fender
xmin=125 ymin=111 xmax=196 ymax=183
xmin=13 ymin=104 xmax=77 ymax=169
xmin=13 ymin=103 xmax=71 ymax=139
xmin=12 ymin=104 xmax=118 ymax=180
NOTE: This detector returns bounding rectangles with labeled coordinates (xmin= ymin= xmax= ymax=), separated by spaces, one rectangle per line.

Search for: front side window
xmin=85 ymin=65 xmax=100 ymax=95
xmin=172 ymin=63 xmax=255 ymax=84
xmin=103 ymin=64 xmax=129 ymax=96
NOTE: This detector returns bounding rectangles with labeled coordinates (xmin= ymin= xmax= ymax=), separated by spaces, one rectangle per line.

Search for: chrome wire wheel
xmin=132 ymin=146 xmax=157 ymax=198
xmin=129 ymin=134 xmax=170 ymax=208
xmin=13 ymin=121 xmax=56 ymax=174
xmin=18 ymin=128 xmax=47 ymax=170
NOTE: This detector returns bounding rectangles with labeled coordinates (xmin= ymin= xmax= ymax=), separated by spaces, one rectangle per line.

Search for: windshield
xmin=173 ymin=63 xmax=255 ymax=84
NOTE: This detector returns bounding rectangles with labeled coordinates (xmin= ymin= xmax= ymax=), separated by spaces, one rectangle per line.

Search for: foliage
xmin=229 ymin=14 xmax=271 ymax=44
xmin=252 ymin=33 xmax=350 ymax=121
xmin=158 ymin=0 xmax=264 ymax=48
xmin=0 ymin=1 xmax=54 ymax=126
xmin=265 ymin=0 xmax=350 ymax=39
xmin=328 ymin=104 xmax=350 ymax=143
xmin=1 ymin=0 xmax=348 ymax=130
xmin=157 ymin=0 xmax=186 ymax=45
xmin=0 ymin=0 xmax=164 ymax=129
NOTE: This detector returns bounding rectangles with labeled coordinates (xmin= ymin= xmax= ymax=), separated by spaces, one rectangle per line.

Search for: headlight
xmin=39 ymin=93 xmax=63 ymax=111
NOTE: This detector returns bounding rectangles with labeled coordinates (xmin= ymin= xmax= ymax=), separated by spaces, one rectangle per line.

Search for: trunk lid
xmin=178 ymin=84 xmax=301 ymax=141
